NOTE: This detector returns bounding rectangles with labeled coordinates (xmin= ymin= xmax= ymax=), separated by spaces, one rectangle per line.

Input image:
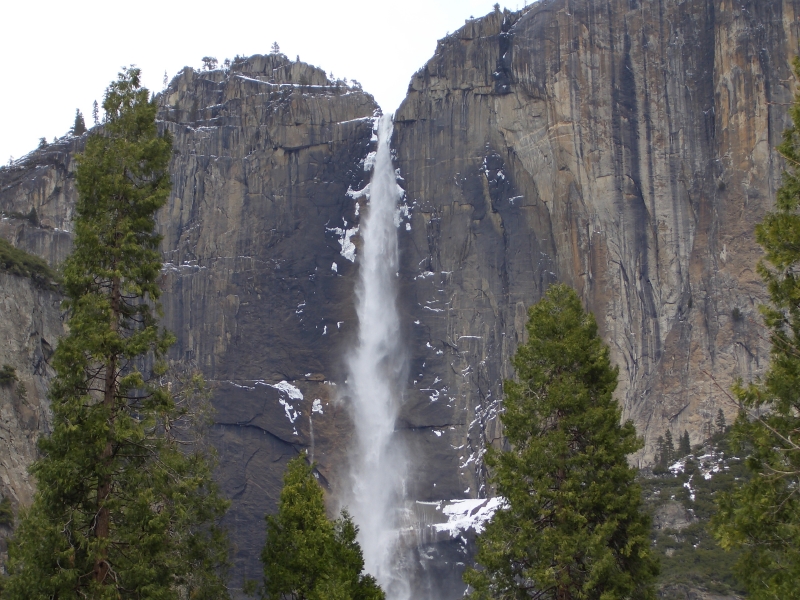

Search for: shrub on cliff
xmin=0 ymin=496 xmax=13 ymax=526
xmin=0 ymin=237 xmax=58 ymax=290
xmin=464 ymin=284 xmax=658 ymax=600
xmin=711 ymin=57 xmax=800 ymax=600
xmin=0 ymin=364 xmax=17 ymax=385
xmin=2 ymin=67 xmax=230 ymax=599
xmin=258 ymin=453 xmax=385 ymax=600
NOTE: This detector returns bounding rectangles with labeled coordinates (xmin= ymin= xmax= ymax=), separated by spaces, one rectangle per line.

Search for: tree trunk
xmin=93 ymin=276 xmax=120 ymax=584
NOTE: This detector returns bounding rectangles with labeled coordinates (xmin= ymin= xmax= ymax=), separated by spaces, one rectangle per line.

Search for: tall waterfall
xmin=345 ymin=114 xmax=410 ymax=599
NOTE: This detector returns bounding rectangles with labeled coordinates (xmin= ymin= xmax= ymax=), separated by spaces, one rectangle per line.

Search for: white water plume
xmin=345 ymin=114 xmax=410 ymax=599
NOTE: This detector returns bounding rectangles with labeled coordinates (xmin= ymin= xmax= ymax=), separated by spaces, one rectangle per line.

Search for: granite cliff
xmin=0 ymin=54 xmax=379 ymax=583
xmin=393 ymin=0 xmax=800 ymax=501
xmin=0 ymin=0 xmax=798 ymax=595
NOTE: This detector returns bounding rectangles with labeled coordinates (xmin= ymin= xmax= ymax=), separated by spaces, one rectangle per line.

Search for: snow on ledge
xmin=268 ymin=380 xmax=303 ymax=401
xmin=420 ymin=497 xmax=505 ymax=537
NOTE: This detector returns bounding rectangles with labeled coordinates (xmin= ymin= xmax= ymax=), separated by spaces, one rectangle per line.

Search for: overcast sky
xmin=1 ymin=0 xmax=534 ymax=162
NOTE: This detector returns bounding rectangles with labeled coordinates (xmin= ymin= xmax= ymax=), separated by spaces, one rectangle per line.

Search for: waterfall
xmin=345 ymin=114 xmax=410 ymax=599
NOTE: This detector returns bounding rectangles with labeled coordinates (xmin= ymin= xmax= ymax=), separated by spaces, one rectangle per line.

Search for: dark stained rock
xmin=0 ymin=53 xmax=379 ymax=586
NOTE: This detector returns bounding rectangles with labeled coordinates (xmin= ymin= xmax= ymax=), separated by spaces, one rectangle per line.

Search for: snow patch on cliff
xmin=327 ymin=219 xmax=359 ymax=262
xmin=426 ymin=497 xmax=505 ymax=537
xmin=268 ymin=380 xmax=303 ymax=401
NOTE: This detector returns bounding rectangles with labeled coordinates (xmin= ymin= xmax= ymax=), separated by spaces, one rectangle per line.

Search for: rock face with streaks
xmin=0 ymin=272 xmax=63 ymax=565
xmin=154 ymin=55 xmax=379 ymax=582
xmin=0 ymin=54 xmax=379 ymax=584
xmin=0 ymin=0 xmax=799 ymax=595
xmin=392 ymin=0 xmax=800 ymax=505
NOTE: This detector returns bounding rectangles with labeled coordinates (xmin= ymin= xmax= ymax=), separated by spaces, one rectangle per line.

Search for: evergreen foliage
xmin=2 ymin=68 xmax=230 ymax=599
xmin=71 ymin=108 xmax=86 ymax=136
xmin=464 ymin=284 xmax=658 ymax=599
xmin=0 ymin=237 xmax=58 ymax=290
xmin=0 ymin=496 xmax=13 ymax=526
xmin=654 ymin=431 xmax=678 ymax=474
xmin=641 ymin=430 xmax=749 ymax=598
xmin=0 ymin=364 xmax=17 ymax=385
xmin=711 ymin=56 xmax=800 ymax=600
xmin=92 ymin=99 xmax=99 ymax=125
xmin=260 ymin=454 xmax=384 ymax=600
xmin=653 ymin=436 xmax=669 ymax=475
xmin=715 ymin=408 xmax=726 ymax=434
xmin=679 ymin=431 xmax=691 ymax=457
xmin=664 ymin=430 xmax=675 ymax=461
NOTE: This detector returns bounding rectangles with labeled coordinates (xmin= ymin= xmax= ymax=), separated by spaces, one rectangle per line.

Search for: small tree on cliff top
xmin=71 ymin=108 xmax=86 ymax=136
xmin=711 ymin=57 xmax=800 ymax=600
xmin=464 ymin=284 xmax=658 ymax=600
xmin=3 ymin=67 xmax=230 ymax=599
xmin=260 ymin=453 xmax=385 ymax=600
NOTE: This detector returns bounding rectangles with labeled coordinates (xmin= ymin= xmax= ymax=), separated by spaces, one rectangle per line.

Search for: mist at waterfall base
xmin=343 ymin=114 xmax=411 ymax=599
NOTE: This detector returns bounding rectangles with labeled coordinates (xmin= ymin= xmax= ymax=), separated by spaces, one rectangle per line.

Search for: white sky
xmin=1 ymin=0 xmax=526 ymax=163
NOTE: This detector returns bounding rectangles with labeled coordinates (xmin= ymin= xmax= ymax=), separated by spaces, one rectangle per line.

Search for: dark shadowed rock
xmin=0 ymin=53 xmax=379 ymax=586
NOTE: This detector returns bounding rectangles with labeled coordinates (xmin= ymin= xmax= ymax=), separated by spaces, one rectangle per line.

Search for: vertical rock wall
xmin=0 ymin=54 xmax=379 ymax=584
xmin=0 ymin=273 xmax=63 ymax=565
xmin=153 ymin=56 xmax=379 ymax=581
xmin=393 ymin=0 xmax=800 ymax=503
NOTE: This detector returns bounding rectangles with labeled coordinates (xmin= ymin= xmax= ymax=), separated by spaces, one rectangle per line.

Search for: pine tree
xmin=715 ymin=408 xmax=726 ymax=434
xmin=270 ymin=41 xmax=280 ymax=54
xmin=2 ymin=67 xmax=230 ymax=599
xmin=654 ymin=435 xmax=668 ymax=474
xmin=679 ymin=430 xmax=691 ymax=457
xmin=92 ymin=99 xmax=99 ymax=125
xmin=464 ymin=284 xmax=658 ymax=600
xmin=260 ymin=454 xmax=384 ymax=600
xmin=664 ymin=430 xmax=675 ymax=464
xmin=712 ymin=57 xmax=800 ymax=600
xmin=0 ymin=495 xmax=12 ymax=526
xmin=71 ymin=108 xmax=86 ymax=136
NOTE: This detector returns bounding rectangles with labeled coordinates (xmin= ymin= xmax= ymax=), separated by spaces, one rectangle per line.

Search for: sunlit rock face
xmin=1 ymin=0 xmax=799 ymax=596
xmin=393 ymin=0 xmax=800 ymax=504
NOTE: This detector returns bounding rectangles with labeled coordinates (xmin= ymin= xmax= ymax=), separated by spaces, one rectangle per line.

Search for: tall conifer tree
xmin=260 ymin=454 xmax=385 ymax=600
xmin=464 ymin=284 xmax=658 ymax=600
xmin=715 ymin=408 xmax=727 ymax=434
xmin=664 ymin=430 xmax=675 ymax=463
xmin=71 ymin=108 xmax=86 ymax=136
xmin=712 ymin=57 xmax=800 ymax=600
xmin=3 ymin=67 xmax=230 ymax=599
xmin=679 ymin=430 xmax=691 ymax=457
